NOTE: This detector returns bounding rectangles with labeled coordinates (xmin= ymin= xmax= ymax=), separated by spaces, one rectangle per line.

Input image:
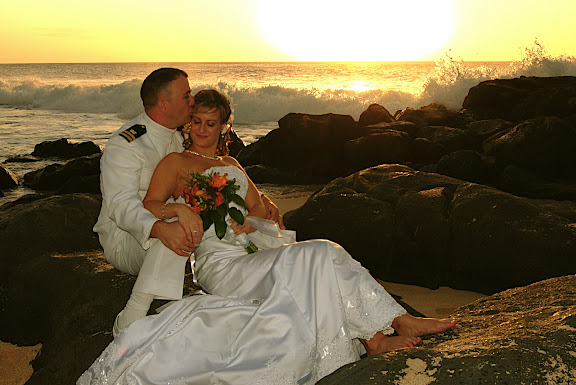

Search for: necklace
xmin=184 ymin=150 xmax=221 ymax=161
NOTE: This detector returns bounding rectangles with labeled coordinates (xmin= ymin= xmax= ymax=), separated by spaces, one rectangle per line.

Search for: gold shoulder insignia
xmin=119 ymin=124 xmax=147 ymax=142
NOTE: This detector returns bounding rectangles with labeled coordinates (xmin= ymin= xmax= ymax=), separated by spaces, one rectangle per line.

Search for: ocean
xmin=1 ymin=44 xmax=576 ymax=204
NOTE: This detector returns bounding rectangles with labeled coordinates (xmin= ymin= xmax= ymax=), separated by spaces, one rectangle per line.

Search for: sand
xmin=0 ymin=342 xmax=41 ymax=385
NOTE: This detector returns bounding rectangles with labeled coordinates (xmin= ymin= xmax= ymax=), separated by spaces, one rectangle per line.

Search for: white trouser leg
xmin=105 ymin=231 xmax=147 ymax=276
xmin=132 ymin=239 xmax=189 ymax=300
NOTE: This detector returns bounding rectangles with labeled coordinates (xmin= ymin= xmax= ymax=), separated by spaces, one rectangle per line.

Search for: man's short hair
xmin=140 ymin=68 xmax=188 ymax=109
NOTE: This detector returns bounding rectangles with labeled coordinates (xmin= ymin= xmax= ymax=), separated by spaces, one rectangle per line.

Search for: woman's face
xmin=190 ymin=108 xmax=224 ymax=149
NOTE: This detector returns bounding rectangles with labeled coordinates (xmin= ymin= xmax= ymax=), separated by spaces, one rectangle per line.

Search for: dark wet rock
xmin=227 ymin=128 xmax=246 ymax=158
xmin=436 ymin=150 xmax=498 ymax=186
xmin=0 ymin=193 xmax=50 ymax=211
xmin=0 ymin=164 xmax=19 ymax=189
xmin=245 ymin=164 xmax=295 ymax=184
xmin=396 ymin=103 xmax=474 ymax=129
xmin=284 ymin=164 xmax=576 ymax=294
xmin=23 ymin=154 xmax=101 ymax=192
xmin=344 ymin=130 xmax=411 ymax=170
xmin=237 ymin=113 xmax=361 ymax=182
xmin=483 ymin=116 xmax=576 ymax=178
xmin=415 ymin=125 xmax=477 ymax=154
xmin=0 ymin=193 xmax=102 ymax=258
xmin=4 ymin=155 xmax=41 ymax=163
xmin=357 ymin=104 xmax=395 ymax=127
xmin=318 ymin=274 xmax=576 ymax=385
xmin=463 ymin=76 xmax=576 ymax=122
xmin=500 ymin=164 xmax=576 ymax=201
xmin=465 ymin=118 xmax=513 ymax=143
xmin=32 ymin=138 xmax=102 ymax=159
xmin=410 ymin=137 xmax=448 ymax=166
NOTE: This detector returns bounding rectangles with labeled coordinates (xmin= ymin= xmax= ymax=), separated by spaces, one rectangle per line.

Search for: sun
xmin=258 ymin=0 xmax=455 ymax=61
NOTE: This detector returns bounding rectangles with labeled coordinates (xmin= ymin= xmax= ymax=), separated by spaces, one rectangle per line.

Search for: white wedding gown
xmin=78 ymin=166 xmax=407 ymax=385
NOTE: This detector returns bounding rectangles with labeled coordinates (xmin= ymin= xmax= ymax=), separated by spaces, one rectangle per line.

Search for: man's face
xmin=163 ymin=76 xmax=194 ymax=128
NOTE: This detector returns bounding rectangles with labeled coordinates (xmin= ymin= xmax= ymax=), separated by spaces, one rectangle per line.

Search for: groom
xmin=94 ymin=68 xmax=282 ymax=336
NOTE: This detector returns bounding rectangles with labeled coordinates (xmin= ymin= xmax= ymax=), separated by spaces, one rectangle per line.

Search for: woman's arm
xmin=143 ymin=153 xmax=204 ymax=246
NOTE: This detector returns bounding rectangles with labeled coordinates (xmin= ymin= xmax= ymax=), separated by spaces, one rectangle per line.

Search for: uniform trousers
xmin=106 ymin=230 xmax=188 ymax=300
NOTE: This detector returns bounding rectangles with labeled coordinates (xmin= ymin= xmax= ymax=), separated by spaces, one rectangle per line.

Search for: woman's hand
xmin=260 ymin=193 xmax=286 ymax=230
xmin=229 ymin=216 xmax=256 ymax=235
xmin=171 ymin=203 xmax=204 ymax=247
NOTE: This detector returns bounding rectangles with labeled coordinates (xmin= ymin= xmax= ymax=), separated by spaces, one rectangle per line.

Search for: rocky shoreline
xmin=1 ymin=76 xmax=576 ymax=384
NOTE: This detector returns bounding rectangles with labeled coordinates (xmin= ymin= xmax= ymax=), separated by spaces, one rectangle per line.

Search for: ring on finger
xmin=193 ymin=230 xmax=198 ymax=234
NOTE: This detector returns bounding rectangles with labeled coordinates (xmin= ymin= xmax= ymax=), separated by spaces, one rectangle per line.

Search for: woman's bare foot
xmin=392 ymin=314 xmax=458 ymax=337
xmin=360 ymin=332 xmax=422 ymax=356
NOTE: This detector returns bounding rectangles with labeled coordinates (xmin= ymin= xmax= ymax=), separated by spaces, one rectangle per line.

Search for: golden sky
xmin=1 ymin=0 xmax=574 ymax=63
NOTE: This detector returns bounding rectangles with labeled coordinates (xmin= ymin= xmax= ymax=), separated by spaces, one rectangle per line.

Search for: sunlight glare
xmin=258 ymin=0 xmax=455 ymax=61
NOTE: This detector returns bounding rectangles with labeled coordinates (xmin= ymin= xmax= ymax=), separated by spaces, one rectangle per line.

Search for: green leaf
xmin=214 ymin=216 xmax=227 ymax=239
xmin=228 ymin=207 xmax=245 ymax=225
xmin=201 ymin=211 xmax=213 ymax=231
xmin=216 ymin=203 xmax=228 ymax=217
xmin=230 ymin=194 xmax=246 ymax=208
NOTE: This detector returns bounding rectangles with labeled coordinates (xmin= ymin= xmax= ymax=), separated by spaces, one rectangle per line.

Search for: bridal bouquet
xmin=182 ymin=171 xmax=258 ymax=254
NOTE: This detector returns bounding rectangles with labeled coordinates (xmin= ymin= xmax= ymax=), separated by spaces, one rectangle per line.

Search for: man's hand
xmin=260 ymin=193 xmax=286 ymax=229
xmin=150 ymin=221 xmax=195 ymax=257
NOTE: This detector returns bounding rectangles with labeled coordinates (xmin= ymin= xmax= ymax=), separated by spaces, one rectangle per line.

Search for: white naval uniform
xmin=93 ymin=112 xmax=188 ymax=300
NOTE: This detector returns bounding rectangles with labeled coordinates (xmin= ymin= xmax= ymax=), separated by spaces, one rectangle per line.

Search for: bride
xmin=78 ymin=90 xmax=456 ymax=385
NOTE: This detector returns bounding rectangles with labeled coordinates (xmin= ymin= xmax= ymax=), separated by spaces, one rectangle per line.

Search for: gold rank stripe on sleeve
xmin=119 ymin=124 xmax=147 ymax=142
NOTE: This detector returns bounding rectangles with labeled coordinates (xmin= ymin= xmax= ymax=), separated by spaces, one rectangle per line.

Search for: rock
xmin=237 ymin=113 xmax=361 ymax=182
xmin=0 ymin=164 xmax=19 ymax=189
xmin=357 ymin=104 xmax=395 ymax=127
xmin=227 ymin=128 xmax=245 ymax=158
xmin=32 ymin=138 xmax=102 ymax=159
xmin=4 ymin=155 xmax=40 ymax=163
xmin=483 ymin=116 xmax=576 ymax=178
xmin=396 ymin=104 xmax=473 ymax=128
xmin=463 ymin=76 xmax=576 ymax=122
xmin=465 ymin=119 xmax=513 ymax=143
xmin=500 ymin=164 xmax=576 ymax=201
xmin=23 ymin=154 xmax=101 ymax=192
xmin=436 ymin=150 xmax=497 ymax=186
xmin=284 ymin=164 xmax=576 ymax=294
xmin=343 ymin=130 xmax=412 ymax=170
xmin=410 ymin=137 xmax=448 ymax=165
xmin=318 ymin=274 xmax=576 ymax=385
xmin=244 ymin=164 xmax=295 ymax=184
xmin=415 ymin=125 xmax=477 ymax=154
xmin=0 ymin=193 xmax=102 ymax=259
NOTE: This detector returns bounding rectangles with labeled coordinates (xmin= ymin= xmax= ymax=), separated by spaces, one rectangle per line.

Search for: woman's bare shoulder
xmin=221 ymin=155 xmax=242 ymax=167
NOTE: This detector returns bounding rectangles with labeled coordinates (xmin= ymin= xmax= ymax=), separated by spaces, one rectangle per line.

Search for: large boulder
xmin=318 ymin=274 xmax=576 ymax=385
xmin=483 ymin=116 xmax=576 ymax=178
xmin=0 ymin=193 xmax=102 ymax=259
xmin=500 ymin=164 xmax=576 ymax=201
xmin=284 ymin=164 xmax=576 ymax=294
xmin=436 ymin=150 xmax=498 ymax=186
xmin=463 ymin=76 xmax=576 ymax=122
xmin=357 ymin=104 xmax=395 ymax=127
xmin=32 ymin=138 xmax=102 ymax=159
xmin=23 ymin=154 xmax=101 ymax=193
xmin=237 ymin=113 xmax=362 ymax=182
xmin=343 ymin=129 xmax=412 ymax=170
xmin=396 ymin=104 xmax=473 ymax=129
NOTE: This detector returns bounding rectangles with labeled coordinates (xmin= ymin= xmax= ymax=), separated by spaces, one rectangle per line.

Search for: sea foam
xmin=0 ymin=43 xmax=575 ymax=124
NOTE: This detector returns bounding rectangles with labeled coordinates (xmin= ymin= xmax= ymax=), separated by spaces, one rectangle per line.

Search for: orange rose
xmin=214 ymin=192 xmax=225 ymax=206
xmin=209 ymin=173 xmax=228 ymax=189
